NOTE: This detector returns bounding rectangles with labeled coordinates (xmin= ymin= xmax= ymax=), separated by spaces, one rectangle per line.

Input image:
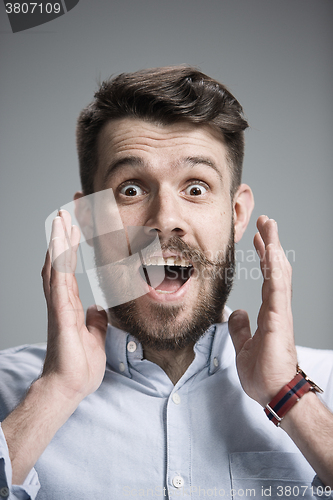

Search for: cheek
xmin=193 ymin=207 xmax=233 ymax=259
xmin=117 ymin=205 xmax=147 ymax=228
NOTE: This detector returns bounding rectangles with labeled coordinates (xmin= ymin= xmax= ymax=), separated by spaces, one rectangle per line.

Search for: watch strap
xmin=264 ymin=366 xmax=323 ymax=426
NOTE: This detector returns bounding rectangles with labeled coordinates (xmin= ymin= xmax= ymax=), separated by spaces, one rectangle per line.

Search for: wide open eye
xmin=119 ymin=184 xmax=145 ymax=197
xmin=184 ymin=183 xmax=208 ymax=196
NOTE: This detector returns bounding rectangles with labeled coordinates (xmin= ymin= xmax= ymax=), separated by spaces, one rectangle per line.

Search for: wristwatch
xmin=264 ymin=365 xmax=323 ymax=426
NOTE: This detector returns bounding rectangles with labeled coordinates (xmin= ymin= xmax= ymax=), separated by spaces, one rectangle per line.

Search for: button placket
xmin=166 ymin=387 xmax=191 ymax=493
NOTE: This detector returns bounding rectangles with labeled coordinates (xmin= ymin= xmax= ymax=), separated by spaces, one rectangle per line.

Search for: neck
xmin=143 ymin=343 xmax=195 ymax=385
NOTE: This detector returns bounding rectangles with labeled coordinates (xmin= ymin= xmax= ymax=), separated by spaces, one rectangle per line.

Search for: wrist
xmin=264 ymin=366 xmax=323 ymax=426
xmin=280 ymin=389 xmax=317 ymax=429
xmin=2 ymin=375 xmax=82 ymax=486
xmin=32 ymin=375 xmax=84 ymax=415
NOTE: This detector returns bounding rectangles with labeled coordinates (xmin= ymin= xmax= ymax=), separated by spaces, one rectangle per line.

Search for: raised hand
xmin=2 ymin=210 xmax=108 ymax=485
xmin=41 ymin=210 xmax=108 ymax=402
xmin=228 ymin=215 xmax=298 ymax=406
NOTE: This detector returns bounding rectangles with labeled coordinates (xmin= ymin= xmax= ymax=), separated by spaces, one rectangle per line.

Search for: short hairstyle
xmin=76 ymin=66 xmax=249 ymax=197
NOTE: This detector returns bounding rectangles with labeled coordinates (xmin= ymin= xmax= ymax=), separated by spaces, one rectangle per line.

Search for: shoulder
xmin=0 ymin=343 xmax=46 ymax=419
xmin=0 ymin=343 xmax=46 ymax=373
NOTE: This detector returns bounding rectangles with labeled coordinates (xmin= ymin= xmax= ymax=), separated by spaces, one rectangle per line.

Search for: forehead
xmin=95 ymin=118 xmax=231 ymax=186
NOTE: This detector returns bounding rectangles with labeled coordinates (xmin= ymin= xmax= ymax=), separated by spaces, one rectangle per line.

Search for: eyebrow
xmin=102 ymin=156 xmax=145 ymax=188
xmin=183 ymin=156 xmax=223 ymax=181
xmin=102 ymin=154 xmax=223 ymax=187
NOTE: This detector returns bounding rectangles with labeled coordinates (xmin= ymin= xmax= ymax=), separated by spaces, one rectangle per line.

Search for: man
xmin=0 ymin=66 xmax=332 ymax=499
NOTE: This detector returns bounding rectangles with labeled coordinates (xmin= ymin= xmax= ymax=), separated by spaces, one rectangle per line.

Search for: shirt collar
xmin=105 ymin=306 xmax=235 ymax=390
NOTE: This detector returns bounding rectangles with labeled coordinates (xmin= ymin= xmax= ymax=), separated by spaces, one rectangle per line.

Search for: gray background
xmin=0 ymin=0 xmax=332 ymax=350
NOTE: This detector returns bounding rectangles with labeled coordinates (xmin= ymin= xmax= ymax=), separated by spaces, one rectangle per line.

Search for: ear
xmin=74 ymin=191 xmax=94 ymax=246
xmin=233 ymin=184 xmax=254 ymax=243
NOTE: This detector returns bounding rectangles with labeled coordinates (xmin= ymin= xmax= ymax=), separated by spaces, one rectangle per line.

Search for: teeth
xmin=155 ymin=289 xmax=175 ymax=294
xmin=143 ymin=256 xmax=192 ymax=267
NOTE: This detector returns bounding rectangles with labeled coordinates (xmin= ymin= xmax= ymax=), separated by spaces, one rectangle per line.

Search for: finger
xmin=265 ymin=243 xmax=292 ymax=295
xmin=228 ymin=310 xmax=251 ymax=356
xmin=257 ymin=217 xmax=280 ymax=249
xmin=258 ymin=243 xmax=293 ymax=318
xmin=51 ymin=216 xmax=71 ymax=276
xmin=43 ymin=214 xmax=67 ymax=301
xmin=256 ymin=217 xmax=289 ymax=280
xmin=42 ymin=241 xmax=52 ymax=302
xmin=254 ymin=231 xmax=265 ymax=262
xmin=254 ymin=230 xmax=271 ymax=282
xmin=256 ymin=215 xmax=269 ymax=235
xmin=258 ymin=215 xmax=290 ymax=283
xmin=70 ymin=225 xmax=81 ymax=297
xmin=57 ymin=210 xmax=73 ymax=270
xmin=70 ymin=225 xmax=81 ymax=272
xmin=58 ymin=209 xmax=72 ymax=244
xmin=57 ymin=211 xmax=75 ymax=292
xmin=86 ymin=305 xmax=108 ymax=349
xmin=49 ymin=216 xmax=72 ymax=310
xmin=255 ymin=216 xmax=271 ymax=267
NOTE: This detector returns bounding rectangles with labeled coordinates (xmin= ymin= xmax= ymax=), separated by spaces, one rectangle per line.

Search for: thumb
xmin=228 ymin=310 xmax=251 ymax=355
xmin=86 ymin=305 xmax=108 ymax=348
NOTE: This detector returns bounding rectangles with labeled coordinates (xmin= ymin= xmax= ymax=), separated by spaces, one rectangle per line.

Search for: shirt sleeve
xmin=312 ymin=475 xmax=333 ymax=499
xmin=0 ymin=424 xmax=40 ymax=500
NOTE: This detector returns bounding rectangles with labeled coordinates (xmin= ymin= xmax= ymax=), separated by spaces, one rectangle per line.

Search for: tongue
xmin=143 ymin=265 xmax=189 ymax=293
xmin=155 ymin=276 xmax=184 ymax=292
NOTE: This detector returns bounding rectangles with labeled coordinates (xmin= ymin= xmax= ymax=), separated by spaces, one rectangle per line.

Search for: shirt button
xmin=119 ymin=362 xmax=125 ymax=372
xmin=127 ymin=341 xmax=137 ymax=353
xmin=213 ymin=357 xmax=219 ymax=367
xmin=172 ymin=476 xmax=184 ymax=488
xmin=172 ymin=392 xmax=181 ymax=405
xmin=0 ymin=487 xmax=9 ymax=498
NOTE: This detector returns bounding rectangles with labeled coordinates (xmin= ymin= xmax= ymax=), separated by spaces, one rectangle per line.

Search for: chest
xmin=34 ymin=370 xmax=315 ymax=499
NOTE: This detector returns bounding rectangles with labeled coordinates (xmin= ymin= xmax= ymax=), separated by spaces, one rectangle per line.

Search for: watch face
xmin=298 ymin=367 xmax=324 ymax=394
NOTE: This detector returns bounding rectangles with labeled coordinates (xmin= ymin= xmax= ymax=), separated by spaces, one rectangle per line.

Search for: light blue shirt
xmin=1 ymin=318 xmax=333 ymax=500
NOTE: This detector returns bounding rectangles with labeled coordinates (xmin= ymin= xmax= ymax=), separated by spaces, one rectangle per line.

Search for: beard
xmin=94 ymin=225 xmax=235 ymax=351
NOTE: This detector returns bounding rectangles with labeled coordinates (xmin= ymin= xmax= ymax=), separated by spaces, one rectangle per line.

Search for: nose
xmin=145 ymin=190 xmax=189 ymax=240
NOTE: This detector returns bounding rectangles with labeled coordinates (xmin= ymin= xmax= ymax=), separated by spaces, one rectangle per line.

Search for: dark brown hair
xmin=76 ymin=66 xmax=248 ymax=196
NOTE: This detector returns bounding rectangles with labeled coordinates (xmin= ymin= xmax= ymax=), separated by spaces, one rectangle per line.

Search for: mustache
xmin=159 ymin=236 xmax=230 ymax=267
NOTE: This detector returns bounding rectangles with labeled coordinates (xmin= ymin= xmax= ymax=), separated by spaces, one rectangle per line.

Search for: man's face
xmin=93 ymin=118 xmax=236 ymax=349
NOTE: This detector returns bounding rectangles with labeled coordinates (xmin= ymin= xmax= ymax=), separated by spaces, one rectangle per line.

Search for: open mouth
xmin=139 ymin=256 xmax=194 ymax=294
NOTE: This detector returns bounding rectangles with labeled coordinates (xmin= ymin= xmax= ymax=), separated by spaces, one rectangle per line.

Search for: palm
xmin=229 ymin=216 xmax=297 ymax=406
xmin=42 ymin=210 xmax=107 ymax=402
